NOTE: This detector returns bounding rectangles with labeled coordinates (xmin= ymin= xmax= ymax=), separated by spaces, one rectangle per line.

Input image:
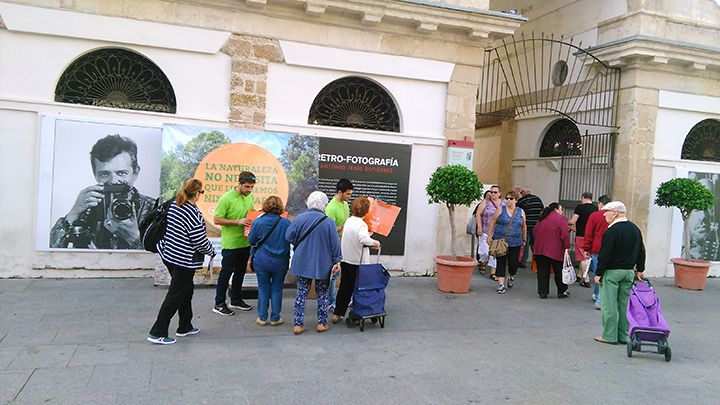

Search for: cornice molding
xmin=586 ymin=35 xmax=720 ymax=72
xmin=177 ymin=0 xmax=524 ymax=46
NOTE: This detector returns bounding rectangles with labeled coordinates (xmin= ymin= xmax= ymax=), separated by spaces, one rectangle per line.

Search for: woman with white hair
xmin=285 ymin=191 xmax=342 ymax=335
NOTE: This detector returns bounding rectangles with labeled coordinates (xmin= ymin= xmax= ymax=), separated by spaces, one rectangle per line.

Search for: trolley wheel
xmin=371 ymin=317 xmax=378 ymax=324
xmin=664 ymin=346 xmax=672 ymax=362
xmin=626 ymin=339 xmax=634 ymax=358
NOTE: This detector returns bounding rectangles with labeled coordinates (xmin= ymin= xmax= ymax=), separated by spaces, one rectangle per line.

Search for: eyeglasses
xmin=198 ymin=190 xmax=205 ymax=194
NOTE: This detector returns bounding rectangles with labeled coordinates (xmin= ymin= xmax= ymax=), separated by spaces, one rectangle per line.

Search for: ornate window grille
xmin=681 ymin=119 xmax=720 ymax=162
xmin=308 ymin=77 xmax=399 ymax=132
xmin=540 ymin=118 xmax=582 ymax=157
xmin=55 ymin=48 xmax=176 ymax=113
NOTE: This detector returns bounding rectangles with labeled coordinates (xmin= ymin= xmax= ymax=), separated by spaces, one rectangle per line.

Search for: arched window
xmin=681 ymin=119 xmax=720 ymax=162
xmin=539 ymin=118 xmax=582 ymax=157
xmin=55 ymin=48 xmax=176 ymax=114
xmin=308 ymin=77 xmax=400 ymax=132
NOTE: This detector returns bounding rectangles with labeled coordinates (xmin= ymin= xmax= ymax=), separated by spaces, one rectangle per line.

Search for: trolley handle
xmin=358 ymin=245 xmax=382 ymax=264
xmin=633 ymin=276 xmax=653 ymax=288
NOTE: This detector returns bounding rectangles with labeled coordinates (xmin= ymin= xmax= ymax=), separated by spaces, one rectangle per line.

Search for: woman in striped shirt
xmin=148 ymin=178 xmax=216 ymax=345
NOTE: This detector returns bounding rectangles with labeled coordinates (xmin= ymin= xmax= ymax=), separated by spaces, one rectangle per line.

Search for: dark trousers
xmin=521 ymin=230 xmax=535 ymax=264
xmin=150 ymin=261 xmax=195 ymax=337
xmin=535 ymin=255 xmax=568 ymax=296
xmin=495 ymin=246 xmax=521 ymax=278
xmin=334 ymin=262 xmax=358 ymax=317
xmin=215 ymin=247 xmax=251 ymax=306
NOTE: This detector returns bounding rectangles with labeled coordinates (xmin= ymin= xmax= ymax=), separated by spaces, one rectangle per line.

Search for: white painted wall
xmin=0 ymin=17 xmax=232 ymax=277
xmin=265 ymin=46 xmax=450 ymax=274
xmin=647 ymin=91 xmax=720 ymax=277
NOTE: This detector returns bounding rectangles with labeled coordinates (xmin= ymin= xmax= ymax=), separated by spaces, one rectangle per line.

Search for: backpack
xmin=466 ymin=203 xmax=479 ymax=235
xmin=139 ymin=197 xmax=174 ymax=253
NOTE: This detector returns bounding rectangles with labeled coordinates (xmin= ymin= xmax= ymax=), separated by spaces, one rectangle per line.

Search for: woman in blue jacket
xmin=285 ymin=191 xmax=342 ymax=335
xmin=248 ymin=196 xmax=291 ymax=327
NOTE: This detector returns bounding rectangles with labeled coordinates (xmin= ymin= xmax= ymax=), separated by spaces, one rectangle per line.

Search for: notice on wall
xmin=317 ymin=138 xmax=412 ymax=255
xmin=364 ymin=197 xmax=401 ymax=237
xmin=446 ymin=139 xmax=474 ymax=170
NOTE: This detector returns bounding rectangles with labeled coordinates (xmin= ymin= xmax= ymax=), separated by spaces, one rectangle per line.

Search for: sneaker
xmin=496 ymin=285 xmax=506 ymax=294
xmin=228 ymin=300 xmax=252 ymax=311
xmin=507 ymin=278 xmax=514 ymax=289
xmin=213 ymin=303 xmax=234 ymax=316
xmin=592 ymin=294 xmax=598 ymax=301
xmin=147 ymin=335 xmax=176 ymax=345
xmin=176 ymin=328 xmax=199 ymax=337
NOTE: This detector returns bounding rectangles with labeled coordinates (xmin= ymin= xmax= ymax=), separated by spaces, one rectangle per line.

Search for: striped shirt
xmin=158 ymin=201 xmax=215 ymax=269
xmin=516 ymin=193 xmax=544 ymax=229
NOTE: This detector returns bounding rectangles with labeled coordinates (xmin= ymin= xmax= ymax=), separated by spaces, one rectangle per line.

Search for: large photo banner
xmin=162 ymin=125 xmax=411 ymax=255
xmin=36 ymin=116 xmax=162 ymax=251
xmin=317 ymin=138 xmax=411 ymax=255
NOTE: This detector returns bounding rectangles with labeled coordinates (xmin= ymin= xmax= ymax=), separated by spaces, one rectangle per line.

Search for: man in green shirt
xmin=213 ymin=171 xmax=256 ymax=316
xmin=325 ymin=178 xmax=352 ymax=313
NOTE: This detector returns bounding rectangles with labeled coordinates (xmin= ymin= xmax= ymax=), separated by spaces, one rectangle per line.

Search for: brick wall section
xmin=221 ymin=34 xmax=283 ymax=130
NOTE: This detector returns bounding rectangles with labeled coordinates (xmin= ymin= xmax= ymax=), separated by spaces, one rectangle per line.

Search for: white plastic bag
xmin=562 ymin=249 xmax=577 ymax=285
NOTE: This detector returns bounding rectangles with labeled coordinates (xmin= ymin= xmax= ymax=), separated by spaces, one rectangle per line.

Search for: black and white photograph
xmin=38 ymin=117 xmax=162 ymax=251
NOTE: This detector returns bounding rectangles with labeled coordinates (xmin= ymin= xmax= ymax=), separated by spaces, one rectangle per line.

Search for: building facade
xmin=0 ymin=0 xmax=523 ymax=277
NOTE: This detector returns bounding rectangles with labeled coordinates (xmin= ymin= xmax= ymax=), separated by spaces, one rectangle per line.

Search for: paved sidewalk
xmin=1 ymin=269 xmax=719 ymax=404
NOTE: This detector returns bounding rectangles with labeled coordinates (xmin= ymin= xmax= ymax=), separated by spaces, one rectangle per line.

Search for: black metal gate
xmin=559 ymin=132 xmax=616 ymax=208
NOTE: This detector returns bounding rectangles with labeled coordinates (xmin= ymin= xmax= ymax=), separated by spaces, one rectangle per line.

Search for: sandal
xmin=489 ymin=274 xmax=498 ymax=281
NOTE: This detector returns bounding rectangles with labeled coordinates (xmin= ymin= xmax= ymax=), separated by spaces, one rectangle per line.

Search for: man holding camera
xmin=49 ymin=134 xmax=155 ymax=249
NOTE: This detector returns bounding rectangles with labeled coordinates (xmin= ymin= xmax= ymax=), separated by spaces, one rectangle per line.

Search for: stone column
xmin=612 ymin=67 xmax=659 ymax=233
xmin=221 ymin=35 xmax=283 ymax=130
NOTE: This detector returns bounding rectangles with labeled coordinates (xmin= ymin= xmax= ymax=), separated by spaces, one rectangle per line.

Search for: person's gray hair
xmin=306 ymin=191 xmax=329 ymax=211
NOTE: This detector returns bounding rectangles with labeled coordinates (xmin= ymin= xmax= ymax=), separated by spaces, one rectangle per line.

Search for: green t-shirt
xmin=325 ymin=196 xmax=350 ymax=236
xmin=215 ymin=189 xmax=255 ymax=249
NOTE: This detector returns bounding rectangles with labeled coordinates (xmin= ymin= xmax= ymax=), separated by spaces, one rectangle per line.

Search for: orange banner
xmin=363 ymin=197 xmax=401 ymax=237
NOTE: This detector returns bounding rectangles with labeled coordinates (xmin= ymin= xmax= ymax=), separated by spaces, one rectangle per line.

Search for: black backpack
xmin=139 ymin=198 xmax=174 ymax=253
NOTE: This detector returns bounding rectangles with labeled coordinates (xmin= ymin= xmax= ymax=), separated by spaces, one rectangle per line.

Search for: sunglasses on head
xmin=238 ymin=175 xmax=257 ymax=183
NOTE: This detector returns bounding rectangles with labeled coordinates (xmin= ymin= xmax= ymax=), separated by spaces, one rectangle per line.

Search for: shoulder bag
xmin=249 ymin=216 xmax=282 ymax=271
xmin=489 ymin=208 xmax=516 ymax=258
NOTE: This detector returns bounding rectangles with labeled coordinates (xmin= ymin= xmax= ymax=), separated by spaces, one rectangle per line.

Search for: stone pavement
xmin=1 ymin=269 xmax=719 ymax=404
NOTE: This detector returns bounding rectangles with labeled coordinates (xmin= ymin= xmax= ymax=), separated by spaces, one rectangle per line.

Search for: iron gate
xmin=559 ymin=132 xmax=616 ymax=207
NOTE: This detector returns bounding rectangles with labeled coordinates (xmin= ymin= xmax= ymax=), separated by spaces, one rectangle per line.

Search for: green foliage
xmin=655 ymin=177 xmax=714 ymax=218
xmin=426 ymin=165 xmax=483 ymax=209
xmin=279 ymin=135 xmax=319 ymax=215
xmin=160 ymin=130 xmax=231 ymax=200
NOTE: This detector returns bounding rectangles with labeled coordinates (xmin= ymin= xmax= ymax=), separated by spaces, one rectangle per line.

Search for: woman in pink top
xmin=474 ymin=185 xmax=505 ymax=280
xmin=532 ymin=202 xmax=571 ymax=299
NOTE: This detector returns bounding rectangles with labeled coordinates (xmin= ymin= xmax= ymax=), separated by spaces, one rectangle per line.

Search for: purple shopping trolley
xmin=626 ymin=278 xmax=672 ymax=361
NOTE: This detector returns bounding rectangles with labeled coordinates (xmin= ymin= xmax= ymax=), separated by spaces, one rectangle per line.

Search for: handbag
xmin=249 ymin=216 xmax=282 ymax=271
xmin=562 ymin=249 xmax=577 ymax=285
xmin=488 ymin=208 xmax=516 ymax=258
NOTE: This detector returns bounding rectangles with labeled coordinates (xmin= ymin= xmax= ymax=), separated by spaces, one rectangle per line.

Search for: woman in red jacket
xmin=533 ymin=203 xmax=571 ymax=299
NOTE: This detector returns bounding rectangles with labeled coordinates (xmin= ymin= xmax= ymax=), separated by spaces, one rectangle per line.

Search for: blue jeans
xmin=255 ymin=263 xmax=287 ymax=323
xmin=328 ymin=270 xmax=340 ymax=309
xmin=215 ymin=247 xmax=250 ymax=306
xmin=590 ymin=254 xmax=601 ymax=308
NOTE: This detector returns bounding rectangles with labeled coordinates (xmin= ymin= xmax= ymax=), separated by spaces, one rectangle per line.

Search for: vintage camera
xmin=87 ymin=183 xmax=133 ymax=222
xmin=103 ymin=183 xmax=133 ymax=221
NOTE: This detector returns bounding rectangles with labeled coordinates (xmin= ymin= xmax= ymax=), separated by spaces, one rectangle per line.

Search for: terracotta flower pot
xmin=670 ymin=258 xmax=711 ymax=290
xmin=434 ymin=255 xmax=478 ymax=294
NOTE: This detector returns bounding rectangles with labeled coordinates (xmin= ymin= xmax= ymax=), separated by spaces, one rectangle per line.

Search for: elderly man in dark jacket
xmin=594 ymin=201 xmax=645 ymax=345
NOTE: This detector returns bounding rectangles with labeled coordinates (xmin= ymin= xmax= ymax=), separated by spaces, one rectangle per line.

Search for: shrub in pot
xmin=426 ymin=165 xmax=483 ymax=293
xmin=654 ymin=177 xmax=714 ymax=290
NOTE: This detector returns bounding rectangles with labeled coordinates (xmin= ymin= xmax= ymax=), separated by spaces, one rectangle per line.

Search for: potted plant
xmin=426 ymin=164 xmax=483 ymax=293
xmin=654 ymin=177 xmax=715 ymax=290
